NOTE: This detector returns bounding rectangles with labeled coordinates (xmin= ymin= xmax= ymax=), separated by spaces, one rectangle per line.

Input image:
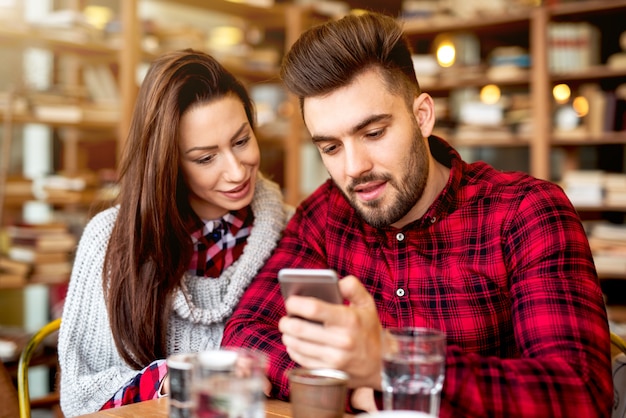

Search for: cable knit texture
xmin=58 ymin=176 xmax=290 ymax=417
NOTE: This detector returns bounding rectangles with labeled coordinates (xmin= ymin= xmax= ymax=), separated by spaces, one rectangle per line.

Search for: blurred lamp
xmin=480 ymin=84 xmax=501 ymax=105
xmin=552 ymin=84 xmax=571 ymax=104
xmin=436 ymin=39 xmax=456 ymax=67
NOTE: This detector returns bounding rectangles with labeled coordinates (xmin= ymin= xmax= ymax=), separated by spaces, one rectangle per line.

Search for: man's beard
xmin=341 ymin=127 xmax=429 ymax=229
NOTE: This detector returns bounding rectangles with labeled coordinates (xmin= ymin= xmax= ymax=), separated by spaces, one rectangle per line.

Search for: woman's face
xmin=179 ymin=95 xmax=260 ymax=220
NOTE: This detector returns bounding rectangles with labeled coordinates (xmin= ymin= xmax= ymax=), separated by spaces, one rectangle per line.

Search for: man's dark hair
xmin=280 ymin=12 xmax=420 ymax=112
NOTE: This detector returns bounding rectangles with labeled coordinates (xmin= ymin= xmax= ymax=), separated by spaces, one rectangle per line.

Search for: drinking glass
xmin=381 ymin=327 xmax=446 ymax=416
xmin=190 ymin=348 xmax=267 ymax=418
xmin=167 ymin=353 xmax=197 ymax=418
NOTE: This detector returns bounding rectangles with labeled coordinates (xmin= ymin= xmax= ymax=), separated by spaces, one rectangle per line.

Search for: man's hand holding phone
xmin=278 ymin=271 xmax=384 ymax=390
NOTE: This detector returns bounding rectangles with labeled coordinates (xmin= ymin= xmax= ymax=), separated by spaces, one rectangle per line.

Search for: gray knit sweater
xmin=58 ymin=176 xmax=290 ymax=417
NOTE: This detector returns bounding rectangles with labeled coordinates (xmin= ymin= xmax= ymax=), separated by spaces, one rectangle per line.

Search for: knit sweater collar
xmin=171 ymin=175 xmax=288 ymax=325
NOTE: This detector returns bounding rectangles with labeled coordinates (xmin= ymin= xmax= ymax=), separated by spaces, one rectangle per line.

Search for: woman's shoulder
xmin=79 ymin=206 xmax=119 ymax=241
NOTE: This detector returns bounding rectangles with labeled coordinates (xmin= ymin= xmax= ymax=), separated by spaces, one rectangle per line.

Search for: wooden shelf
xmin=8 ymin=114 xmax=118 ymax=130
xmin=169 ymin=0 xmax=288 ymax=29
xmin=0 ymin=27 xmax=118 ymax=57
xmin=550 ymin=66 xmax=626 ymax=83
xmin=451 ymin=136 xmax=531 ymax=147
xmin=552 ymin=131 xmax=626 ymax=145
xmin=548 ymin=0 xmax=626 ymax=17
xmin=577 ymin=205 xmax=626 ymax=212
xmin=401 ymin=10 xmax=532 ymax=36
xmin=421 ymin=72 xmax=530 ymax=92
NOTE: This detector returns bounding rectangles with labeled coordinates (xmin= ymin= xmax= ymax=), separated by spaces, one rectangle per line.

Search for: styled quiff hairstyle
xmin=280 ymin=12 xmax=420 ymax=111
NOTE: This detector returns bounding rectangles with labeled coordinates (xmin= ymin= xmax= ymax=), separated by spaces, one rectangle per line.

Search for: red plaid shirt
xmin=100 ymin=208 xmax=252 ymax=410
xmin=222 ymin=136 xmax=613 ymax=417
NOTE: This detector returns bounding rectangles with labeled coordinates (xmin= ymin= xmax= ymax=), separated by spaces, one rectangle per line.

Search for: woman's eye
xmin=195 ymin=154 xmax=216 ymax=165
xmin=234 ymin=136 xmax=251 ymax=147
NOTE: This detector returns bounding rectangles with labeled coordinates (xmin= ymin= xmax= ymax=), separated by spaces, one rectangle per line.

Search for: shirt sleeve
xmin=438 ymin=182 xmax=612 ymax=417
xmin=100 ymin=360 xmax=168 ymax=410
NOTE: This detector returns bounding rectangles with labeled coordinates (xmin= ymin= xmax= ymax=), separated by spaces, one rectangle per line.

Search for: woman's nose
xmin=223 ymin=152 xmax=246 ymax=182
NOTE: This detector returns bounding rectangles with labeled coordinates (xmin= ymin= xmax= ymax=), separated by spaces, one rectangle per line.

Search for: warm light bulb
xmin=83 ymin=6 xmax=113 ymax=30
xmin=553 ymin=84 xmax=571 ymax=104
xmin=572 ymin=96 xmax=589 ymax=117
xmin=480 ymin=84 xmax=501 ymax=104
xmin=209 ymin=26 xmax=244 ymax=49
xmin=437 ymin=41 xmax=456 ymax=67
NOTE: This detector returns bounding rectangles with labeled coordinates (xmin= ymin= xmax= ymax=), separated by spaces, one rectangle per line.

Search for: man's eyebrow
xmin=184 ymin=123 xmax=247 ymax=154
xmin=311 ymin=114 xmax=391 ymax=144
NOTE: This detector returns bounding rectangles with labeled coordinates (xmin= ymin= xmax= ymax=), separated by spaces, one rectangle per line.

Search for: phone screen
xmin=278 ymin=268 xmax=342 ymax=304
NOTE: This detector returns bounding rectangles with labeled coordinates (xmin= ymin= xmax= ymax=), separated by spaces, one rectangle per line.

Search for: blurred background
xmin=0 ymin=1 xmax=624 ymax=416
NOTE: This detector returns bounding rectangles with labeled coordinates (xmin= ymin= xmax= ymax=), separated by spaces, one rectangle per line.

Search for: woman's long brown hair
xmin=104 ymin=49 xmax=255 ymax=369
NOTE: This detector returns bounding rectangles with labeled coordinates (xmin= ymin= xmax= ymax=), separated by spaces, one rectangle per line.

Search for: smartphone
xmin=278 ymin=268 xmax=343 ymax=304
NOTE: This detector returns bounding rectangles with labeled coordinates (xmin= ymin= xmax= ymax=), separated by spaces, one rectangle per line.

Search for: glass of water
xmin=381 ymin=327 xmax=446 ymax=416
xmin=191 ymin=348 xmax=267 ymax=418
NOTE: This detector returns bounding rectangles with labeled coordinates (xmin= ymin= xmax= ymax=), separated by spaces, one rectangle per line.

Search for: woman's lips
xmin=222 ymin=179 xmax=251 ymax=200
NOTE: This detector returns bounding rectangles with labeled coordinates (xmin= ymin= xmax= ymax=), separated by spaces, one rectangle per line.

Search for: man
xmin=222 ymin=12 xmax=613 ymax=417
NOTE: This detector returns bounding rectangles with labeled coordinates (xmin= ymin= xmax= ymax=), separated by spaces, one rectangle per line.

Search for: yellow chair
xmin=17 ymin=318 xmax=62 ymax=418
xmin=612 ymin=332 xmax=626 ymax=356
xmin=611 ymin=331 xmax=626 ymax=418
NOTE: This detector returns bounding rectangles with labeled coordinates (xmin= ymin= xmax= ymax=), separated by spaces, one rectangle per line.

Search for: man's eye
xmin=366 ymin=128 xmax=385 ymax=138
xmin=321 ymin=144 xmax=339 ymax=155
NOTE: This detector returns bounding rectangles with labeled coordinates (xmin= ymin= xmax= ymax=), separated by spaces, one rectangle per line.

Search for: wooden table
xmin=76 ymin=397 xmax=355 ymax=417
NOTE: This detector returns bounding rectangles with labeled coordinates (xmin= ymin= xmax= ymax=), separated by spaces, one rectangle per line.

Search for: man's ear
xmin=412 ymin=93 xmax=436 ymax=138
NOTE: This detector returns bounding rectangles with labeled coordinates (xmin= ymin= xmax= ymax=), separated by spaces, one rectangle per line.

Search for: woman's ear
xmin=412 ymin=93 xmax=436 ymax=138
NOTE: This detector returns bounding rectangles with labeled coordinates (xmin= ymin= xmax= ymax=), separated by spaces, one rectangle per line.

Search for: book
xmin=33 ymin=103 xmax=82 ymax=123
xmin=0 ymin=256 xmax=30 ymax=276
xmin=83 ymin=64 xmax=120 ymax=104
xmin=591 ymin=223 xmax=626 ymax=242
xmin=548 ymin=22 xmax=600 ymax=73
xmin=9 ymin=234 xmax=77 ymax=253
xmin=29 ymin=271 xmax=71 ymax=285
xmin=31 ymin=260 xmax=72 ymax=277
xmin=5 ymin=222 xmax=69 ymax=238
xmin=0 ymin=272 xmax=27 ymax=288
xmin=8 ymin=247 xmax=71 ymax=264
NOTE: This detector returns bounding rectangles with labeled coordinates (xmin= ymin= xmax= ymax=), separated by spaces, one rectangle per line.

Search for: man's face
xmin=303 ymin=68 xmax=431 ymax=229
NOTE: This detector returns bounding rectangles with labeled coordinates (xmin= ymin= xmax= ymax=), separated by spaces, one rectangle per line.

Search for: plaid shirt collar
xmin=188 ymin=206 xmax=254 ymax=277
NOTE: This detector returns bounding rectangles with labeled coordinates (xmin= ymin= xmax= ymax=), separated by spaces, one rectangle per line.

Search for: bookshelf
xmin=400 ymin=0 xmax=626 ymax=179
xmin=0 ymin=15 xmax=121 ymax=227
xmin=400 ymin=0 xmax=626 ymax=320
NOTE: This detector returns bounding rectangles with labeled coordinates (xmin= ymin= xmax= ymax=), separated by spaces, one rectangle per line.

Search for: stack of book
xmin=0 ymin=256 xmax=30 ymax=288
xmin=6 ymin=222 xmax=77 ymax=285
xmin=588 ymin=222 xmax=626 ymax=277
xmin=604 ymin=173 xmax=626 ymax=207
xmin=561 ymin=169 xmax=604 ymax=207
xmin=548 ymin=21 xmax=600 ymax=74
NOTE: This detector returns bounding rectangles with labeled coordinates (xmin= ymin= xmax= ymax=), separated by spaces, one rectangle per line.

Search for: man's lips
xmin=353 ymin=180 xmax=386 ymax=201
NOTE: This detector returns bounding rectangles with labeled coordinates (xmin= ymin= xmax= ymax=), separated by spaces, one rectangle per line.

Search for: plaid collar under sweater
xmin=188 ymin=206 xmax=254 ymax=277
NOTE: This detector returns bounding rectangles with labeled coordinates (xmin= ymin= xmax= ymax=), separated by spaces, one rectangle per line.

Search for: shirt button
xmin=430 ymin=217 xmax=437 ymax=224
xmin=396 ymin=288 xmax=405 ymax=297
xmin=396 ymin=232 xmax=405 ymax=241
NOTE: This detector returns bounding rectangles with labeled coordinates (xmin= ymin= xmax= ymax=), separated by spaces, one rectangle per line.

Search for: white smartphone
xmin=278 ymin=268 xmax=343 ymax=304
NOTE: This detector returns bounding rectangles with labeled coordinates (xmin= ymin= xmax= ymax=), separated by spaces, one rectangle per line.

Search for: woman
xmin=58 ymin=49 xmax=291 ymax=416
